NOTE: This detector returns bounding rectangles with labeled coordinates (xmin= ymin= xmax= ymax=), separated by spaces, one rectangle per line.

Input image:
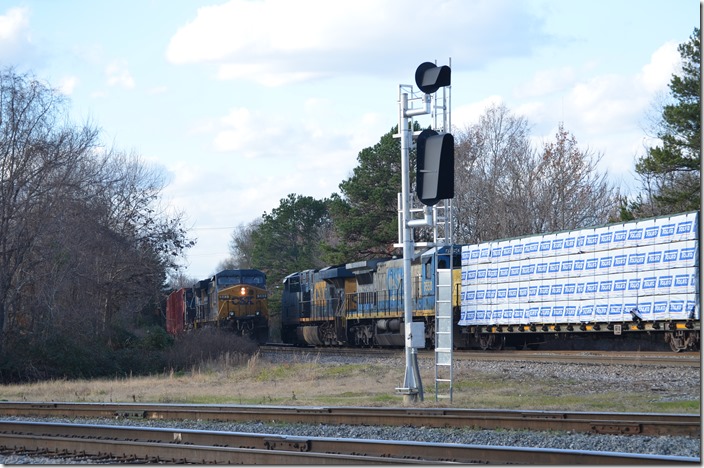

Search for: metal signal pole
xmin=395 ymin=62 xmax=452 ymax=403
xmin=397 ymin=90 xmax=425 ymax=402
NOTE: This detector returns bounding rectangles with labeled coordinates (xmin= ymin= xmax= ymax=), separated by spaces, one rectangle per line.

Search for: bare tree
xmin=530 ymin=123 xmax=618 ymax=232
xmin=0 ymin=69 xmax=195 ymax=352
xmin=0 ymin=69 xmax=101 ymax=345
xmin=453 ymin=103 xmax=537 ymax=243
xmin=225 ymin=219 xmax=262 ymax=269
xmin=452 ymin=104 xmax=618 ymax=244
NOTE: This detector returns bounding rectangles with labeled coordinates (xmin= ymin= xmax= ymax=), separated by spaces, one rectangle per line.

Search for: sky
xmin=0 ymin=0 xmax=698 ymax=281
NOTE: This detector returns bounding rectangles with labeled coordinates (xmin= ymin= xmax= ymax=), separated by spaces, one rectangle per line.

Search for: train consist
xmin=280 ymin=211 xmax=700 ymax=352
xmin=166 ymin=269 xmax=269 ymax=344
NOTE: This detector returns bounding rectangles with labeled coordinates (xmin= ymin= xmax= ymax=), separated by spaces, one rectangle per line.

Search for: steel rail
xmin=0 ymin=420 xmax=698 ymax=465
xmin=0 ymin=432 xmax=414 ymax=464
xmin=0 ymin=402 xmax=698 ymax=437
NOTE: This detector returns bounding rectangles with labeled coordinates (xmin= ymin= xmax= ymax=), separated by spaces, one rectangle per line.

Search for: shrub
xmin=164 ymin=328 xmax=258 ymax=371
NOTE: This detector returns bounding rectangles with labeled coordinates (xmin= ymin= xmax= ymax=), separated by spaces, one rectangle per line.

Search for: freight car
xmin=460 ymin=210 xmax=700 ymax=352
xmin=165 ymin=287 xmax=195 ymax=335
xmin=166 ymin=269 xmax=269 ymax=344
xmin=280 ymin=211 xmax=700 ymax=352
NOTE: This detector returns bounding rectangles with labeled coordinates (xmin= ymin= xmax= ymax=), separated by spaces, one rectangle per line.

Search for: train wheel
xmin=478 ymin=334 xmax=504 ymax=351
xmin=665 ymin=331 xmax=699 ymax=352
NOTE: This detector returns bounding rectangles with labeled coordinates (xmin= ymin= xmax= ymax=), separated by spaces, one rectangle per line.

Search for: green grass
xmin=650 ymin=400 xmax=700 ymax=413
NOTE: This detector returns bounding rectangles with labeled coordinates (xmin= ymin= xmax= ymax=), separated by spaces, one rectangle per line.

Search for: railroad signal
xmin=399 ymin=60 xmax=453 ymax=402
xmin=416 ymin=128 xmax=454 ymax=206
xmin=414 ymin=62 xmax=451 ymax=94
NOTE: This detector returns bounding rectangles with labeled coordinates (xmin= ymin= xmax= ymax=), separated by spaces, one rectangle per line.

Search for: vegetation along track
xmin=0 ymin=420 xmax=698 ymax=464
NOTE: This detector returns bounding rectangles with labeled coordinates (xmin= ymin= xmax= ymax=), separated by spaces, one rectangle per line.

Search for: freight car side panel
xmin=459 ymin=211 xmax=699 ymax=326
xmin=166 ymin=288 xmax=186 ymax=335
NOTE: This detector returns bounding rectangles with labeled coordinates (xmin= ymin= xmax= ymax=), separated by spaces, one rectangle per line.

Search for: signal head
xmin=415 ymin=62 xmax=451 ymax=94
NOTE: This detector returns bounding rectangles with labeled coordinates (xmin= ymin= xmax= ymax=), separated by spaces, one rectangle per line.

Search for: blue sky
xmin=0 ymin=0 xmax=697 ymax=280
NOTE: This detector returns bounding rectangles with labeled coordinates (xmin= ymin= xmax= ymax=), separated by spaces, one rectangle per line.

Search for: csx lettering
xmin=219 ymin=296 xmax=254 ymax=305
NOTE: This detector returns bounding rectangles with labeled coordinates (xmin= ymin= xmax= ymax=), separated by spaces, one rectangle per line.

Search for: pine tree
xmin=326 ymin=126 xmax=414 ymax=262
xmin=628 ymin=27 xmax=700 ymax=216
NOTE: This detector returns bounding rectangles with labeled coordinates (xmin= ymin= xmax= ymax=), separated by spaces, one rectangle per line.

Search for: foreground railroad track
xmin=260 ymin=345 xmax=701 ymax=367
xmin=0 ymin=402 xmax=699 ymax=437
xmin=0 ymin=420 xmax=698 ymax=464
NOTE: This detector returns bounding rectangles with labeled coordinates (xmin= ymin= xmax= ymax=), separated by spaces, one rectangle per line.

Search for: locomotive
xmin=281 ymin=247 xmax=458 ymax=348
xmin=280 ymin=211 xmax=700 ymax=352
xmin=166 ymin=269 xmax=269 ymax=344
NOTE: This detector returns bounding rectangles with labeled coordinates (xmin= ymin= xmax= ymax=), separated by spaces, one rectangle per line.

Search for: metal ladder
xmin=434 ymin=267 xmax=453 ymax=402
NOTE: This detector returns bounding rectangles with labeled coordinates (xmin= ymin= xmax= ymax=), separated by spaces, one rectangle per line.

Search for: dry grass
xmin=0 ymin=352 xmax=698 ymax=413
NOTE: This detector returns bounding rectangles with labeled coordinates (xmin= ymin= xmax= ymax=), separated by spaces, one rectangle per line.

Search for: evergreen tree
xmin=251 ymin=193 xmax=329 ymax=281
xmin=627 ymin=27 xmax=700 ymax=217
xmin=327 ymin=124 xmax=421 ymax=262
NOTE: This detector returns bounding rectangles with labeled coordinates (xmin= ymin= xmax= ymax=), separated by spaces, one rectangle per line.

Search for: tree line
xmin=0 ymin=69 xmax=194 ymax=381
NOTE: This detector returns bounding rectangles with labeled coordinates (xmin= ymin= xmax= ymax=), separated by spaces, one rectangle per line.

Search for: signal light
xmin=415 ymin=62 xmax=451 ymax=94
xmin=415 ymin=129 xmax=454 ymax=206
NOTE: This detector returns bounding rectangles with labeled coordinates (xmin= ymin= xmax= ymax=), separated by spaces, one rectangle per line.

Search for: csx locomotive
xmin=280 ymin=211 xmax=701 ymax=352
xmin=166 ymin=269 xmax=269 ymax=344
xmin=281 ymin=247 xmax=458 ymax=348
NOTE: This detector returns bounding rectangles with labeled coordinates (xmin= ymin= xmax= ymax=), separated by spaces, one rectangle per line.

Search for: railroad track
xmin=0 ymin=420 xmax=698 ymax=464
xmin=261 ymin=345 xmax=701 ymax=367
xmin=0 ymin=402 xmax=699 ymax=437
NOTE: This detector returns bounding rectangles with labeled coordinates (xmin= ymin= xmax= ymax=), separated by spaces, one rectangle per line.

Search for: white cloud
xmin=166 ymin=0 xmax=548 ymax=86
xmin=568 ymin=74 xmax=636 ymax=129
xmin=0 ymin=6 xmax=28 ymax=40
xmin=105 ymin=60 xmax=135 ymax=89
xmin=638 ymin=41 xmax=680 ymax=93
xmin=452 ymin=95 xmax=504 ymax=129
xmin=58 ymin=76 xmax=78 ymax=95
xmin=0 ymin=7 xmax=34 ymax=62
xmin=514 ymin=66 xmax=577 ymax=99
xmin=212 ymin=107 xmax=287 ymax=155
xmin=217 ymin=64 xmax=322 ymax=87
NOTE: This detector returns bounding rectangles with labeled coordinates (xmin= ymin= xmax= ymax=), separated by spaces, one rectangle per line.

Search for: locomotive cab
xmin=191 ymin=269 xmax=269 ymax=344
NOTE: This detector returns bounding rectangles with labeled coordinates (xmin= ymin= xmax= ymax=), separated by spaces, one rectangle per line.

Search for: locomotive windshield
xmin=242 ymin=275 xmax=264 ymax=285
xmin=217 ymin=274 xmax=265 ymax=287
xmin=217 ymin=276 xmax=240 ymax=287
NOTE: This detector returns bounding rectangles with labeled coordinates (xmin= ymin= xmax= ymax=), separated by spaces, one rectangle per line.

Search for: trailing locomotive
xmin=280 ymin=211 xmax=700 ymax=352
xmin=166 ymin=269 xmax=269 ymax=344
xmin=281 ymin=247 xmax=461 ymax=347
